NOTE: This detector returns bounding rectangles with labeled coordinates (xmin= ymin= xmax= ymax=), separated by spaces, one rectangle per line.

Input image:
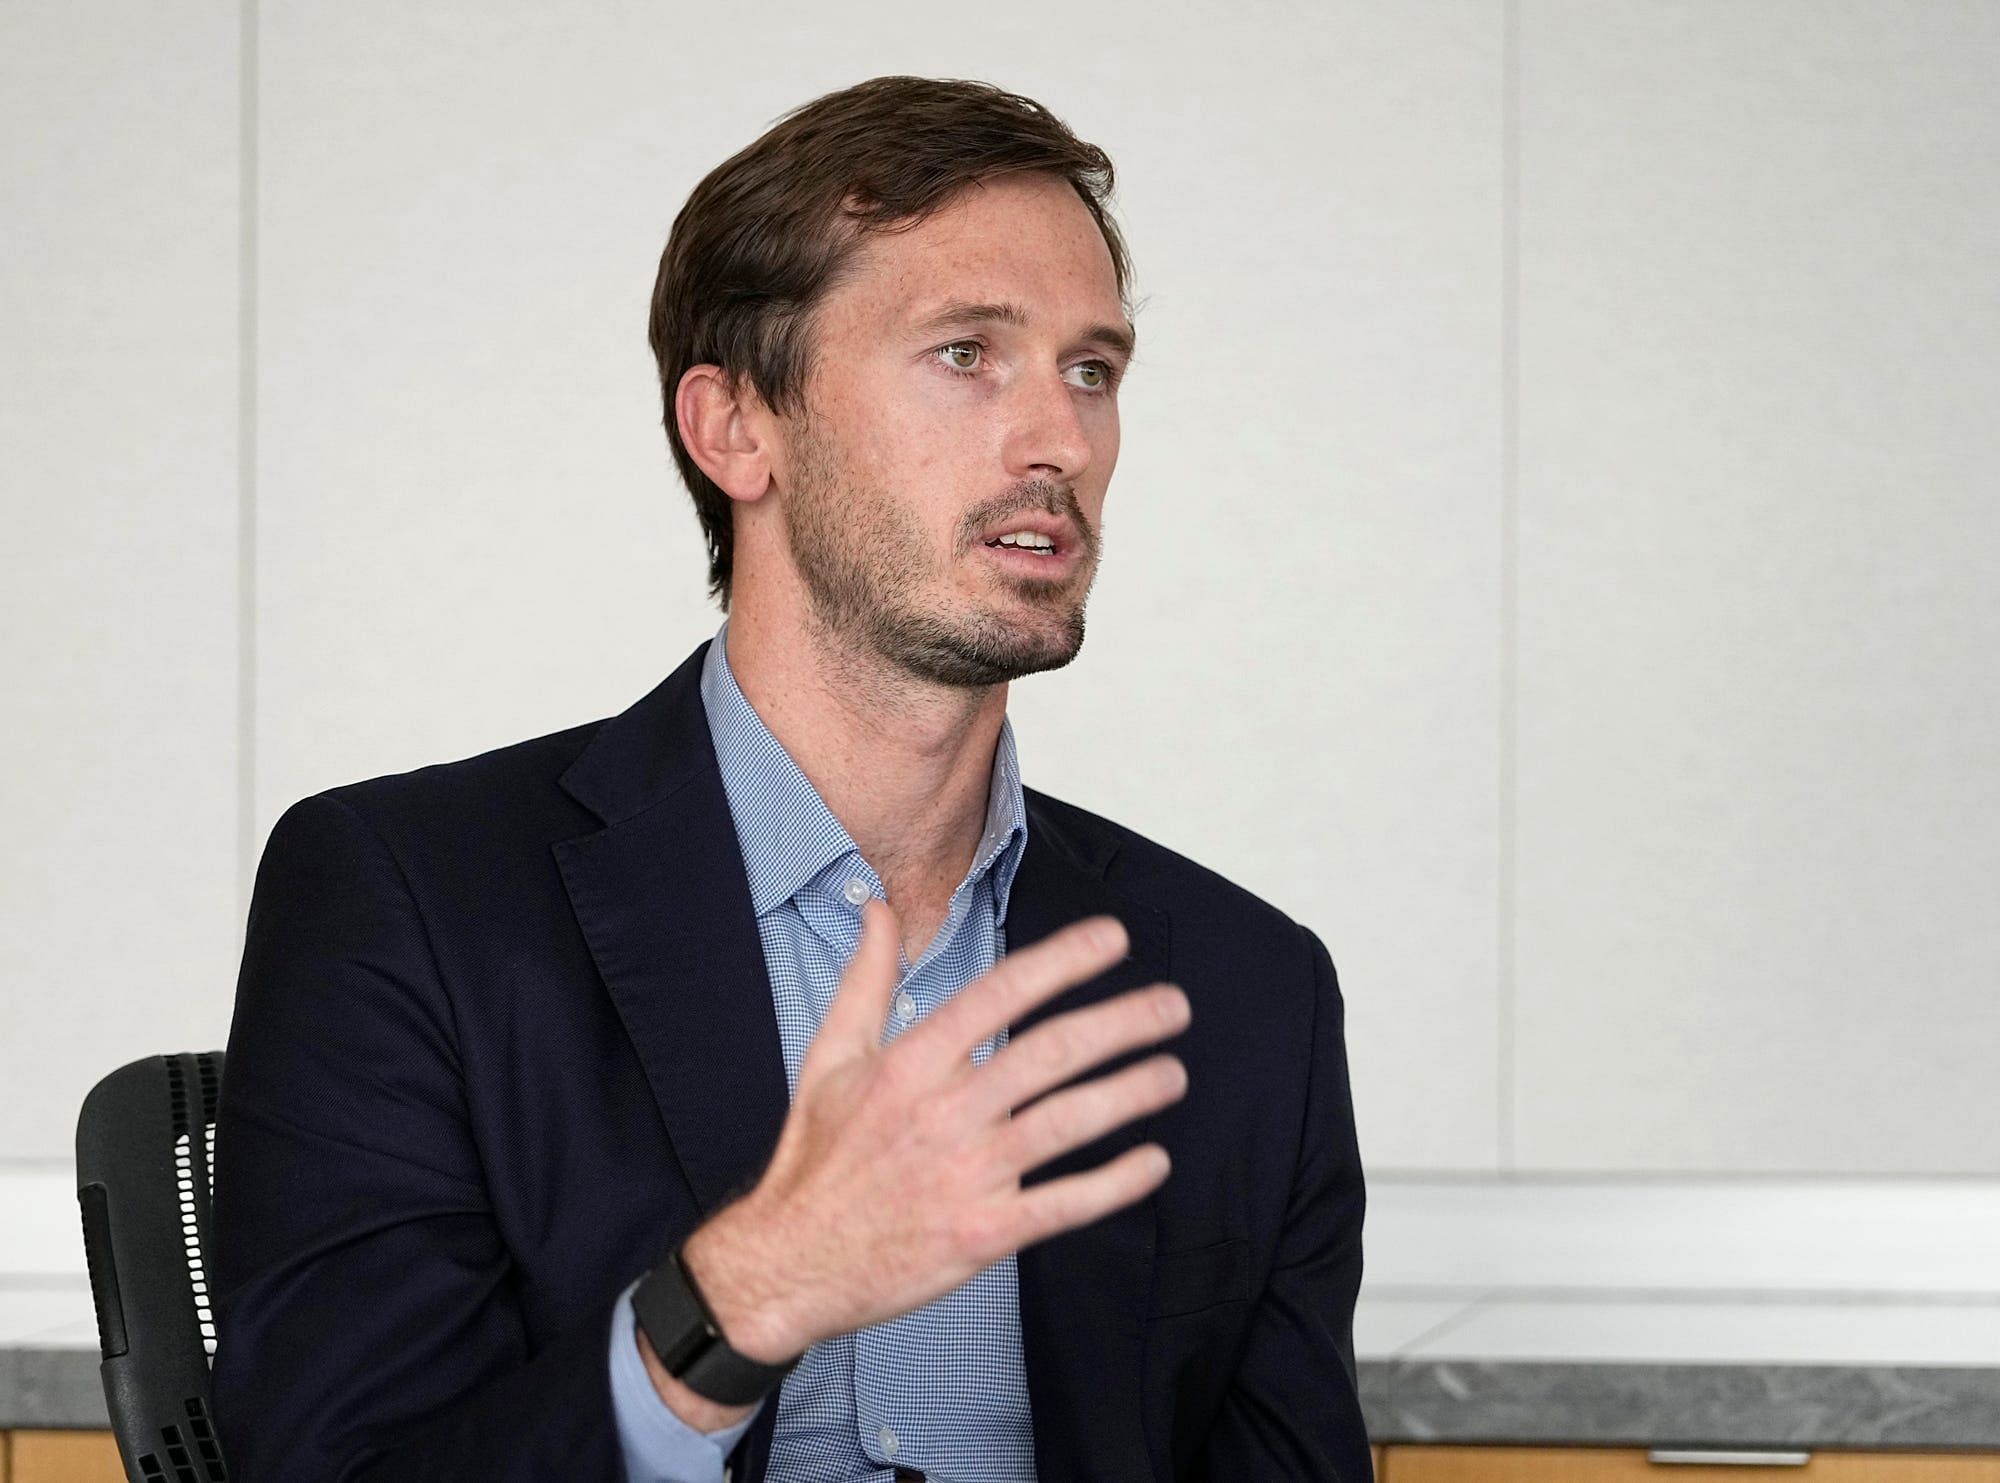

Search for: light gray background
xmin=5 ymin=1 xmax=1996 ymax=1176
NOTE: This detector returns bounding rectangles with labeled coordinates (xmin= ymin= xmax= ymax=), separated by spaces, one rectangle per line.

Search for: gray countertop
xmin=9 ymin=1335 xmax=2000 ymax=1451
xmin=1359 ymin=1359 xmax=2000 ymax=1451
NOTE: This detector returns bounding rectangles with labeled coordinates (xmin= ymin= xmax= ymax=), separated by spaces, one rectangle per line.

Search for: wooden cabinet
xmin=1381 ymin=1446 xmax=2000 ymax=1482
xmin=6 ymin=1432 xmax=2000 ymax=1483
xmin=5 ymin=1432 xmax=124 ymax=1483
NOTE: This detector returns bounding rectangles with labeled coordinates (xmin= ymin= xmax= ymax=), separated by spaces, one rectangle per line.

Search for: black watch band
xmin=631 ymin=1244 xmax=801 ymax=1406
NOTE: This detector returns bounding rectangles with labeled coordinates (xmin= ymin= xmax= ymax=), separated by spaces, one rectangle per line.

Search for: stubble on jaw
xmin=778 ymin=405 xmax=1096 ymax=693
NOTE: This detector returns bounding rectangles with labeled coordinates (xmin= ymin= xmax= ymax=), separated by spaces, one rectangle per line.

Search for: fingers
xmin=997 ymin=1052 xmax=1188 ymax=1182
xmin=808 ymin=897 xmax=902 ymax=1072
xmin=908 ymin=914 xmax=1130 ymax=1069
xmin=1010 ymin=1142 xmax=1174 ymax=1252
xmin=971 ymin=982 xmax=1189 ymax=1122
xmin=737 ymin=902 xmax=1184 ymax=1346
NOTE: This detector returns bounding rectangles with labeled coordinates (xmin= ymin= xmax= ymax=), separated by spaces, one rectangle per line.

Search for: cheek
xmin=1084 ymin=417 xmax=1120 ymax=519
xmin=1097 ymin=422 xmax=1121 ymax=476
xmin=836 ymin=379 xmax=955 ymax=482
xmin=871 ymin=407 xmax=978 ymax=512
xmin=844 ymin=434 xmax=957 ymax=555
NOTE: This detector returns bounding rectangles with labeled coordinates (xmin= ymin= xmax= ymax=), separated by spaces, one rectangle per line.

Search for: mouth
xmin=979 ymin=536 xmax=1079 ymax=579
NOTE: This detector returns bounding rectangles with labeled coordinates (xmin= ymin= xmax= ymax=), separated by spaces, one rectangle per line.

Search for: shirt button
xmin=894 ymin=991 xmax=918 ymax=1022
xmin=843 ymin=876 xmax=870 ymax=906
xmin=878 ymin=1424 xmax=898 ymax=1454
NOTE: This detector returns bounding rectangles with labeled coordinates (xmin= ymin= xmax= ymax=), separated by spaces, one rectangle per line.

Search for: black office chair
xmin=76 ymin=1051 xmax=231 ymax=1483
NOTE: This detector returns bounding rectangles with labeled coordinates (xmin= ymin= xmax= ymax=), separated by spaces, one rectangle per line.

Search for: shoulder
xmin=1022 ymin=785 xmax=1323 ymax=991
xmin=270 ymin=716 xmax=611 ymax=867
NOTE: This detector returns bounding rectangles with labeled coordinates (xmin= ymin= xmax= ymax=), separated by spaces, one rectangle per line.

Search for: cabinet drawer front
xmin=10 ymin=1430 xmax=128 ymax=1483
xmin=1381 ymin=1445 xmax=2000 ymax=1482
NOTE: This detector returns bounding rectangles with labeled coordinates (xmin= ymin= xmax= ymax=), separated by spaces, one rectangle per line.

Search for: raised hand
xmin=678 ymin=896 xmax=1190 ymax=1367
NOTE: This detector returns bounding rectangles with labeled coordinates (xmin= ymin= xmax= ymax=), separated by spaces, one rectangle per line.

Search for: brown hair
xmin=647 ymin=75 xmax=1134 ymax=612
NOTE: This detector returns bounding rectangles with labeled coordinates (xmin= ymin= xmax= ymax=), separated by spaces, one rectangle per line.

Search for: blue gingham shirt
xmin=608 ymin=616 xmax=1038 ymax=1483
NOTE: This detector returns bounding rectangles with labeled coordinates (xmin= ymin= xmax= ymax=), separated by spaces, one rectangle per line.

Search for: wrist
xmin=632 ymin=1310 xmax=759 ymax=1434
xmin=679 ymin=1195 xmax=813 ymax=1366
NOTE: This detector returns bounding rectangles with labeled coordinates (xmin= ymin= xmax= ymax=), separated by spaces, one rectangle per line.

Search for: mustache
xmin=972 ymin=483 xmax=1088 ymax=539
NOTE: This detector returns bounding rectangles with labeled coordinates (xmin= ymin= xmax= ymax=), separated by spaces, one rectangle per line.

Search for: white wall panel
xmin=256 ymin=2 xmax=1507 ymax=1168
xmin=1513 ymin=2 xmax=2000 ymax=1169
xmin=0 ymin=4 xmax=241 ymax=1157
xmin=1050 ymin=2 xmax=1506 ymax=1170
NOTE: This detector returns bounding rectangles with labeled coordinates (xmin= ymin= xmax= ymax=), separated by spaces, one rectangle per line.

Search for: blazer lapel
xmin=553 ymin=639 xmax=1170 ymax=1480
xmin=553 ymin=639 xmax=792 ymax=1218
xmin=1006 ymin=799 xmax=1173 ymax=1482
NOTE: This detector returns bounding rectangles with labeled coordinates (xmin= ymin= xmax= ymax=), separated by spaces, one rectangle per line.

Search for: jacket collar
xmin=554 ymin=637 xmax=1169 ymax=1482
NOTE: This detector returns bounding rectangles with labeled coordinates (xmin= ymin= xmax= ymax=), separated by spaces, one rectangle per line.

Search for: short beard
xmin=780 ymin=409 xmax=1092 ymax=689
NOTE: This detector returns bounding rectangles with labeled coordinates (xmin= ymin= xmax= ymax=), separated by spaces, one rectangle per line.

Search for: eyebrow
xmin=907 ymin=298 xmax=1138 ymax=365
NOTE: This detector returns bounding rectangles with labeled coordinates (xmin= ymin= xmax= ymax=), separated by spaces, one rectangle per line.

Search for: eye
xmin=1070 ymin=360 xmax=1120 ymax=393
xmin=937 ymin=341 xmax=983 ymax=375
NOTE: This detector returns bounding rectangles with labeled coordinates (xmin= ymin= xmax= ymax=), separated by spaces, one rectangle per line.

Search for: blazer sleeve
xmin=210 ymin=791 xmax=627 ymax=1482
xmin=1199 ymin=923 xmax=1374 ymax=1482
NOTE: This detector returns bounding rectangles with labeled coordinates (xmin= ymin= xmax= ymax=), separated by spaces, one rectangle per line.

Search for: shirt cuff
xmin=610 ymin=1279 xmax=765 ymax=1483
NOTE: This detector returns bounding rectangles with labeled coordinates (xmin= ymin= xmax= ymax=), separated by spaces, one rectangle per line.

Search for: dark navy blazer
xmin=210 ymin=636 xmax=1372 ymax=1481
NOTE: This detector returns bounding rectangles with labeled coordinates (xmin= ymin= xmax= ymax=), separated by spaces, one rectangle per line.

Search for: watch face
xmin=635 ymin=1255 xmax=717 ymax=1373
xmin=636 ymin=1247 xmax=795 ymax=1406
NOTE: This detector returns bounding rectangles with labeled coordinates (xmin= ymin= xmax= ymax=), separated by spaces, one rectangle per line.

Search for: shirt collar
xmin=698 ymin=617 xmax=1029 ymax=926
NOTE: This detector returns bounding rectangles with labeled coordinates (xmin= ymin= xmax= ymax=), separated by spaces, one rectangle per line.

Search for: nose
xmin=1002 ymin=365 xmax=1093 ymax=484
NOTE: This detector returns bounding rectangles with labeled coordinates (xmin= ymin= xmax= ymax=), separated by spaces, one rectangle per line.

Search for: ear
xmin=675 ymin=364 xmax=774 ymax=505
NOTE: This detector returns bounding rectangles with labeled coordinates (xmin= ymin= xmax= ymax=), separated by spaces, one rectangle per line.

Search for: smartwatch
xmin=631 ymin=1244 xmax=802 ymax=1406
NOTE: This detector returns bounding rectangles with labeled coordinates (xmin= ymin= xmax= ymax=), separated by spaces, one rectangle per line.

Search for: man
xmin=212 ymin=75 xmax=1371 ymax=1482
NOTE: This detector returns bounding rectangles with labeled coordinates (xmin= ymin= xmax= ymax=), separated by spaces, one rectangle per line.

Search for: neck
xmin=719 ymin=598 xmax=1007 ymax=902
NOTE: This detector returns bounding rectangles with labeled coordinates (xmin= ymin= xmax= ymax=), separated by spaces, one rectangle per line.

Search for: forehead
xmin=826 ymin=174 xmax=1128 ymax=336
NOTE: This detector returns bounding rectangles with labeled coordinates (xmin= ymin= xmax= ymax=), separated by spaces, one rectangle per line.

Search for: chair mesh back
xmin=77 ymin=1052 xmax=230 ymax=1482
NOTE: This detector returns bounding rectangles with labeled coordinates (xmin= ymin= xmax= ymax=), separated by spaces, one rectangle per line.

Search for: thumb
xmin=811 ymin=896 xmax=902 ymax=1067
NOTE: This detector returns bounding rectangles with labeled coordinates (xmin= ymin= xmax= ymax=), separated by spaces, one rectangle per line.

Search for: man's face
xmin=770 ymin=171 xmax=1132 ymax=689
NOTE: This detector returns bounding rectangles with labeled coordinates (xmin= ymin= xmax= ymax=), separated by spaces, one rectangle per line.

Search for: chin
xmin=878 ymin=601 xmax=1086 ymax=688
